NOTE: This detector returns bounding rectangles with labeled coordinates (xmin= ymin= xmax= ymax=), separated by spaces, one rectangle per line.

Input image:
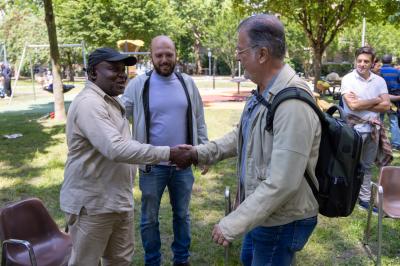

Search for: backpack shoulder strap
xmin=254 ymin=87 xmax=323 ymax=198
xmin=143 ymin=70 xmax=153 ymax=143
xmin=265 ymin=87 xmax=325 ymax=132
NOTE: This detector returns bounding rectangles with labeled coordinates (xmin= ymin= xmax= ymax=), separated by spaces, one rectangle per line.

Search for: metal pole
xmin=224 ymin=187 xmax=231 ymax=266
xmin=361 ymin=17 xmax=366 ymax=46
xmin=29 ymin=54 xmax=36 ymax=101
xmin=208 ymin=48 xmax=212 ymax=76
xmin=27 ymin=44 xmax=83 ymax=48
xmin=9 ymin=44 xmax=27 ymax=104
xmin=213 ymin=56 xmax=216 ymax=90
xmin=81 ymin=41 xmax=87 ymax=78
xmin=238 ymin=61 xmax=241 ymax=77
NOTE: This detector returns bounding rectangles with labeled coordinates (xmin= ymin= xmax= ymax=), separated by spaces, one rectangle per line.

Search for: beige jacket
xmin=61 ymin=81 xmax=170 ymax=215
xmin=196 ymin=64 xmax=321 ymax=241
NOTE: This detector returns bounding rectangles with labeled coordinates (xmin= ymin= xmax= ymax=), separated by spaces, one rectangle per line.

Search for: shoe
xmin=173 ymin=262 xmax=190 ymax=266
xmin=358 ymin=200 xmax=378 ymax=214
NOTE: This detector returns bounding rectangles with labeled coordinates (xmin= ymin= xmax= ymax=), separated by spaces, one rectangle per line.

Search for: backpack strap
xmin=174 ymin=71 xmax=194 ymax=145
xmin=265 ymin=87 xmax=325 ymax=132
xmin=253 ymin=87 xmax=322 ymax=200
xmin=142 ymin=70 xmax=153 ymax=143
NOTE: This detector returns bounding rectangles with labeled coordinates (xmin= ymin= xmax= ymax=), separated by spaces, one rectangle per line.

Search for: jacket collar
xmin=266 ymin=64 xmax=297 ymax=98
xmin=85 ymin=80 xmax=126 ymax=115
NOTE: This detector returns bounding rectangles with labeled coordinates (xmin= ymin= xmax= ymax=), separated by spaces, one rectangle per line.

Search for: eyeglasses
xmin=235 ymin=45 xmax=258 ymax=56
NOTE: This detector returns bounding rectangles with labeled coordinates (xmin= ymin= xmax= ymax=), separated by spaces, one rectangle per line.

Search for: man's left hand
xmin=212 ymin=224 xmax=230 ymax=247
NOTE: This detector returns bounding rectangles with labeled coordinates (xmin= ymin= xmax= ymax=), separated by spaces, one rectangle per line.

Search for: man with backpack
xmin=341 ymin=47 xmax=391 ymax=213
xmin=179 ymin=14 xmax=321 ymax=265
xmin=122 ymin=35 xmax=208 ymax=266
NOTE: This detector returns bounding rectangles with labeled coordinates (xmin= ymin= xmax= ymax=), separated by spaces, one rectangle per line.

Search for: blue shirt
xmin=380 ymin=64 xmax=400 ymax=94
xmin=148 ymin=71 xmax=188 ymax=148
xmin=240 ymin=76 xmax=277 ymax=185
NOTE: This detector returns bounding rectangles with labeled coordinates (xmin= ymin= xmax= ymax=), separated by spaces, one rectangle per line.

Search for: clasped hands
xmin=169 ymin=144 xmax=198 ymax=169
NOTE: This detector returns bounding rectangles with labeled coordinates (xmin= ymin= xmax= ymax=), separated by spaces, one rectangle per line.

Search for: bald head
xmin=150 ymin=35 xmax=177 ymax=76
xmin=238 ymin=14 xmax=286 ymax=60
xmin=151 ymin=35 xmax=176 ymax=52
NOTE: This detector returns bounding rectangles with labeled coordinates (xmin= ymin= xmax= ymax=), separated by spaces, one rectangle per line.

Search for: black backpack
xmin=253 ymin=87 xmax=364 ymax=217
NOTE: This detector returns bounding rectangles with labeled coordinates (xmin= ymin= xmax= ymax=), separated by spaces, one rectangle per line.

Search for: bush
xmin=321 ymin=62 xmax=353 ymax=77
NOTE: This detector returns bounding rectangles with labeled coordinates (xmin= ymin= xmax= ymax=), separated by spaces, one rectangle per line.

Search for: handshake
xmin=169 ymin=144 xmax=198 ymax=169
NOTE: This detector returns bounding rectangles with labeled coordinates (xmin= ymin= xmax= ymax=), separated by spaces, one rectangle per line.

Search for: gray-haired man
xmin=182 ymin=14 xmax=321 ymax=265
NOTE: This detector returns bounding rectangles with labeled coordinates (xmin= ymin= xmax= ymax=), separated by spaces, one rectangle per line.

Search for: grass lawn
xmin=1 ymin=83 xmax=400 ymax=265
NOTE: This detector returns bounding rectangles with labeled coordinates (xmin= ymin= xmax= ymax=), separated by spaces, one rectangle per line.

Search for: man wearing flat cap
xmin=60 ymin=47 xmax=193 ymax=266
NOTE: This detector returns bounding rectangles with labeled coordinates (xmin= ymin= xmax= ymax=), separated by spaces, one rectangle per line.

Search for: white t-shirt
xmin=341 ymin=70 xmax=388 ymax=132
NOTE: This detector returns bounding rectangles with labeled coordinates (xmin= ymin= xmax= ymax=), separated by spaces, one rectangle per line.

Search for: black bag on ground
xmin=253 ymin=87 xmax=364 ymax=217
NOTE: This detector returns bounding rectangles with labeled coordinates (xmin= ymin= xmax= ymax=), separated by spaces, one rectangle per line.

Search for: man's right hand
xmin=170 ymin=145 xmax=198 ymax=169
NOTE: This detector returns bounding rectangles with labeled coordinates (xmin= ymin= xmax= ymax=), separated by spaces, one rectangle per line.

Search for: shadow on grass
xmin=0 ymin=182 xmax=64 ymax=222
xmin=0 ymin=102 xmax=71 ymax=208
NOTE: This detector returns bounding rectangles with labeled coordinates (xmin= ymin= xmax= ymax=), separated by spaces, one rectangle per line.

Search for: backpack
xmin=253 ymin=87 xmax=364 ymax=217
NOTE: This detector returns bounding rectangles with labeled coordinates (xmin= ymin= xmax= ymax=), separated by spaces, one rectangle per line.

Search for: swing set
xmin=9 ymin=42 xmax=87 ymax=104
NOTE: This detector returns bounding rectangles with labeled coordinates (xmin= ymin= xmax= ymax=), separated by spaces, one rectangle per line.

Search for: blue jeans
xmin=389 ymin=112 xmax=400 ymax=147
xmin=139 ymin=165 xmax=194 ymax=266
xmin=240 ymin=216 xmax=317 ymax=266
xmin=380 ymin=112 xmax=400 ymax=147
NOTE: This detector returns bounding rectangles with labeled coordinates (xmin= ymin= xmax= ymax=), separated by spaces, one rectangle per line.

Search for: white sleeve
xmin=378 ymin=78 xmax=388 ymax=95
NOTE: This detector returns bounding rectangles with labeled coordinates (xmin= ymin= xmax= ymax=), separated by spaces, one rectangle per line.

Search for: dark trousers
xmin=4 ymin=79 xmax=11 ymax=96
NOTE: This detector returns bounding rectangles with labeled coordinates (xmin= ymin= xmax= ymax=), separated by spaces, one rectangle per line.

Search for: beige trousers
xmin=66 ymin=210 xmax=134 ymax=266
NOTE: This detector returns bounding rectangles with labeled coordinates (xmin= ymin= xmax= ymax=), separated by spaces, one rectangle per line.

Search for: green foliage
xmin=330 ymin=21 xmax=400 ymax=63
xmin=364 ymin=22 xmax=400 ymax=57
xmin=233 ymin=0 xmax=399 ymax=84
xmin=204 ymin=0 xmax=246 ymax=76
xmin=54 ymin=0 xmax=179 ymax=51
xmin=0 ymin=3 xmax=48 ymax=69
xmin=170 ymin=0 xmax=221 ymax=71
xmin=321 ymin=63 xmax=353 ymax=76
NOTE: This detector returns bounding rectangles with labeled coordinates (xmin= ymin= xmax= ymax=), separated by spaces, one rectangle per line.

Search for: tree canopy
xmin=234 ymin=0 xmax=400 ymax=87
xmin=1 ymin=0 xmax=400 ymax=78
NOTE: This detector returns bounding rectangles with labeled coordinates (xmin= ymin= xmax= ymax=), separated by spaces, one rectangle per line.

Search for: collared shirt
xmin=341 ymin=70 xmax=388 ymax=133
xmin=61 ymin=80 xmax=170 ymax=215
xmin=240 ymin=76 xmax=277 ymax=185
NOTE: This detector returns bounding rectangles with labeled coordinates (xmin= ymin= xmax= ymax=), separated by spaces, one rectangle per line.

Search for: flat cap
xmin=88 ymin=47 xmax=137 ymax=68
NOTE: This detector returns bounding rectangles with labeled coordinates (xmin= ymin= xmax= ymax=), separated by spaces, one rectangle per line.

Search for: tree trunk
xmin=66 ymin=50 xmax=75 ymax=82
xmin=312 ymin=48 xmax=323 ymax=92
xmin=44 ymin=0 xmax=66 ymax=121
xmin=193 ymin=38 xmax=202 ymax=75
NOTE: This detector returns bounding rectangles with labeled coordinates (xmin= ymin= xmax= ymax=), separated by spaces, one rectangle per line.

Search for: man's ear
xmin=89 ymin=68 xmax=97 ymax=81
xmin=258 ymin=47 xmax=270 ymax=64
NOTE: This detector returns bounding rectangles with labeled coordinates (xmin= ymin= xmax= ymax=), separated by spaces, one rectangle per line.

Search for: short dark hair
xmin=355 ymin=46 xmax=375 ymax=62
xmin=382 ymin=54 xmax=393 ymax=64
xmin=238 ymin=14 xmax=286 ymax=60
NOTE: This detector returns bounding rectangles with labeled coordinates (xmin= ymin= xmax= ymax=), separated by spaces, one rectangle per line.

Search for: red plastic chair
xmin=0 ymin=198 xmax=71 ymax=266
xmin=363 ymin=166 xmax=400 ymax=266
